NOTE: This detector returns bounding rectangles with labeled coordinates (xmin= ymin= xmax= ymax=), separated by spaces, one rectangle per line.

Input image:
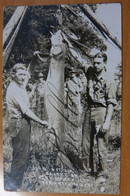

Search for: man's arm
xmin=103 ymin=74 xmax=117 ymax=132
xmin=25 ymin=108 xmax=48 ymax=127
xmin=103 ymin=104 xmax=114 ymax=131
xmin=62 ymin=32 xmax=91 ymax=72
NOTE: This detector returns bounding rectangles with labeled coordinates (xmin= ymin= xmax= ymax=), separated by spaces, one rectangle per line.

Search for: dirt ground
xmin=4 ymin=108 xmax=120 ymax=194
xmin=3 ymin=85 xmax=121 ymax=194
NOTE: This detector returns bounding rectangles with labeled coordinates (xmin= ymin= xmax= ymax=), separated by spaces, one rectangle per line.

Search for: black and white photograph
xmin=2 ymin=3 xmax=122 ymax=194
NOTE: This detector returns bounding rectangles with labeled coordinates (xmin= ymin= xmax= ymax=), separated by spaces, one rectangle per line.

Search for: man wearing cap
xmin=84 ymin=52 xmax=117 ymax=179
xmin=5 ymin=63 xmax=48 ymax=190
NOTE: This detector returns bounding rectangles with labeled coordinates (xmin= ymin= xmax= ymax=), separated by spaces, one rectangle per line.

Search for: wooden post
xmin=79 ymin=4 xmax=122 ymax=50
xmin=3 ymin=6 xmax=27 ymax=67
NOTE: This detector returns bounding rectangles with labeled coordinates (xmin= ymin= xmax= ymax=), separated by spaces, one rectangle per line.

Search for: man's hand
xmin=101 ymin=128 xmax=108 ymax=135
xmin=97 ymin=124 xmax=108 ymax=136
xmin=100 ymin=121 xmax=110 ymax=135
xmin=33 ymin=51 xmax=40 ymax=56
xmin=40 ymin=120 xmax=49 ymax=128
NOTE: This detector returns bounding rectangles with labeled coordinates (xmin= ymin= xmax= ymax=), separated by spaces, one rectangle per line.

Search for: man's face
xmin=14 ymin=69 xmax=27 ymax=86
xmin=93 ymin=57 xmax=105 ymax=73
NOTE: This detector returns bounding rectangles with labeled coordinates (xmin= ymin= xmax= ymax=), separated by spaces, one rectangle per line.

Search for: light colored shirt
xmin=6 ymin=81 xmax=30 ymax=119
xmin=87 ymin=68 xmax=117 ymax=107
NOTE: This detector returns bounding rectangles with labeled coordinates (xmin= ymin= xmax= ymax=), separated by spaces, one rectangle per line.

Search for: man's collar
xmin=94 ymin=69 xmax=106 ymax=80
xmin=13 ymin=80 xmax=25 ymax=89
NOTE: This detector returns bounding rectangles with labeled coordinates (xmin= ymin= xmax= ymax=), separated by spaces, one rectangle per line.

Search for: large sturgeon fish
xmin=35 ymin=30 xmax=83 ymax=170
xmin=44 ymin=30 xmax=77 ymax=170
xmin=44 ymin=30 xmax=67 ymax=148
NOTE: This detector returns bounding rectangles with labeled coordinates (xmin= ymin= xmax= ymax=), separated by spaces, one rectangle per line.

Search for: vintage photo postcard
xmin=2 ymin=3 xmax=122 ymax=194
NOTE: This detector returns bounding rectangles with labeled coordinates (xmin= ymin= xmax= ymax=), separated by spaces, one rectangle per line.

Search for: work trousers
xmin=9 ymin=116 xmax=31 ymax=186
xmin=82 ymin=106 xmax=108 ymax=175
xmin=90 ymin=107 xmax=108 ymax=175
